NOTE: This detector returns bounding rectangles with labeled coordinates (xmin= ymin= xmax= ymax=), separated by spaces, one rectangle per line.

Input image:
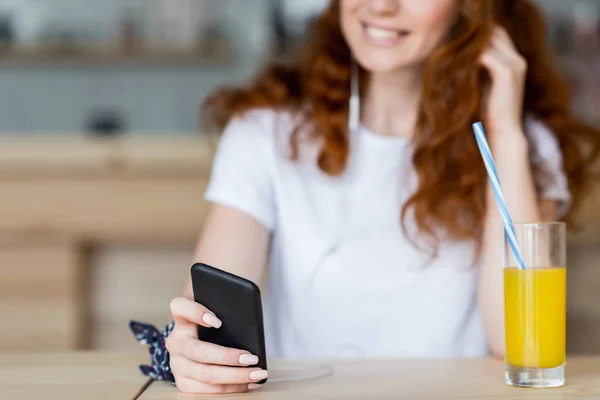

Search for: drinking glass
xmin=503 ymin=222 xmax=567 ymax=388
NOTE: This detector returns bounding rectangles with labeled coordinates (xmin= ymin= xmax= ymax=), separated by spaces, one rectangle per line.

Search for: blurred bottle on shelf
xmin=0 ymin=0 xmax=47 ymax=48
xmin=270 ymin=0 xmax=289 ymax=56
xmin=119 ymin=8 xmax=139 ymax=54
xmin=572 ymin=1 xmax=600 ymax=55
xmin=269 ymin=0 xmax=327 ymax=57
xmin=571 ymin=1 xmax=600 ymax=125
xmin=0 ymin=14 xmax=14 ymax=53
xmin=144 ymin=0 xmax=224 ymax=52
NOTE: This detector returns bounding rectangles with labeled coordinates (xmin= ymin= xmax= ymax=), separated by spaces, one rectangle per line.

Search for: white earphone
xmin=349 ymin=58 xmax=361 ymax=135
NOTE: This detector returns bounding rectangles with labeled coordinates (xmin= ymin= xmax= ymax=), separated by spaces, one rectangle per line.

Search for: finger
xmin=170 ymin=297 xmax=222 ymax=329
xmin=493 ymin=26 xmax=515 ymax=49
xmin=177 ymin=358 xmax=268 ymax=385
xmin=491 ymin=27 xmax=526 ymax=66
xmin=490 ymin=35 xmax=515 ymax=58
xmin=181 ymin=338 xmax=260 ymax=367
xmin=175 ymin=377 xmax=248 ymax=394
xmin=485 ymin=44 xmax=527 ymax=77
xmin=490 ymin=38 xmax=523 ymax=66
xmin=480 ymin=47 xmax=511 ymax=73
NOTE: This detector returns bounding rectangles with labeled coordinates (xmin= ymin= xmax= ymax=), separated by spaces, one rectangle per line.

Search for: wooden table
xmin=0 ymin=352 xmax=151 ymax=400
xmin=141 ymin=357 xmax=600 ymax=400
xmin=4 ymin=354 xmax=600 ymax=399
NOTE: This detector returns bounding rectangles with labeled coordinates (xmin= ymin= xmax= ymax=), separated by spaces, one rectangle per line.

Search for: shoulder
xmin=220 ymin=109 xmax=277 ymax=147
xmin=211 ymin=107 xmax=308 ymax=182
xmin=217 ymin=108 xmax=301 ymax=159
xmin=222 ymin=108 xmax=296 ymax=144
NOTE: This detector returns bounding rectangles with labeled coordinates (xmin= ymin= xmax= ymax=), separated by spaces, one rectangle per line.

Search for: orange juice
xmin=504 ymin=267 xmax=566 ymax=369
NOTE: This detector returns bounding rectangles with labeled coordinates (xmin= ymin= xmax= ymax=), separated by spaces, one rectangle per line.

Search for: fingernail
xmin=248 ymin=383 xmax=262 ymax=390
xmin=202 ymin=313 xmax=222 ymax=328
xmin=239 ymin=354 xmax=259 ymax=366
xmin=249 ymin=369 xmax=268 ymax=382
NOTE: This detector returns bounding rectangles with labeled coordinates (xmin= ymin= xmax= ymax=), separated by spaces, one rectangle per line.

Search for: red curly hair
xmin=202 ymin=0 xmax=599 ymax=249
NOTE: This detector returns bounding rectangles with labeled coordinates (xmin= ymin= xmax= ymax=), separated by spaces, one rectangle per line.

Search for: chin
xmin=355 ymin=53 xmax=421 ymax=74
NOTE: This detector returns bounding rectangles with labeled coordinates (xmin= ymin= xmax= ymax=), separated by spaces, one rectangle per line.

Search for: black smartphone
xmin=190 ymin=263 xmax=268 ymax=383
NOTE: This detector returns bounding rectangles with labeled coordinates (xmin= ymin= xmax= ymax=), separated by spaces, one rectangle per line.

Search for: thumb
xmin=170 ymin=297 xmax=222 ymax=330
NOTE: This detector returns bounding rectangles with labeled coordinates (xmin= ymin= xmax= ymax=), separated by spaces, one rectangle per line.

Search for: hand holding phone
xmin=164 ymin=263 xmax=268 ymax=394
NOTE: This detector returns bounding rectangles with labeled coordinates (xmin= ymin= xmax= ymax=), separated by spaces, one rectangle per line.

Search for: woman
xmin=160 ymin=0 xmax=598 ymax=394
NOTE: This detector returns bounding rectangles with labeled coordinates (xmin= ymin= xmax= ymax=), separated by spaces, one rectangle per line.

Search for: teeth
xmin=365 ymin=26 xmax=399 ymax=40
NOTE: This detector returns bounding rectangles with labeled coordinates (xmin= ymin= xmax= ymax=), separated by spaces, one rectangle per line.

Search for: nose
xmin=368 ymin=0 xmax=400 ymax=15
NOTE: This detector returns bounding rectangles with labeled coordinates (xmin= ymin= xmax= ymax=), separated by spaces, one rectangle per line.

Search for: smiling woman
xmin=154 ymin=0 xmax=600 ymax=394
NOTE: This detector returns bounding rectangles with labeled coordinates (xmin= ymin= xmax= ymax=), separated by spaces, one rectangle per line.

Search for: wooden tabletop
xmin=141 ymin=357 xmax=600 ymax=400
xmin=4 ymin=354 xmax=600 ymax=399
xmin=0 ymin=352 xmax=151 ymax=400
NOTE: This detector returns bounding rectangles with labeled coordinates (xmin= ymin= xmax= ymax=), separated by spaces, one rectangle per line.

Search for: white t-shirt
xmin=204 ymin=109 xmax=571 ymax=359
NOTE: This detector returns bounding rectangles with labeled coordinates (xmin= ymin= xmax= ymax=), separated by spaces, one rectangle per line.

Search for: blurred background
xmin=0 ymin=0 xmax=598 ymax=354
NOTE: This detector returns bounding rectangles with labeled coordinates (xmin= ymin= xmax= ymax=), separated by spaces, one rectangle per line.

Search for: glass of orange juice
xmin=503 ymin=222 xmax=566 ymax=388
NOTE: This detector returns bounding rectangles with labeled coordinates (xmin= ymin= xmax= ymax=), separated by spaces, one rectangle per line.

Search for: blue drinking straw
xmin=472 ymin=122 xmax=526 ymax=270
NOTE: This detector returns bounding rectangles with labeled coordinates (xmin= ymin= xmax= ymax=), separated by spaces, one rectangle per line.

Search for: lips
xmin=362 ymin=22 xmax=410 ymax=45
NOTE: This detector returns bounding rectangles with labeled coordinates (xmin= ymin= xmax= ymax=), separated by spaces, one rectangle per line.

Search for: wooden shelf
xmin=0 ymin=136 xmax=215 ymax=177
xmin=0 ymin=43 xmax=236 ymax=68
xmin=0 ymin=136 xmax=216 ymax=243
